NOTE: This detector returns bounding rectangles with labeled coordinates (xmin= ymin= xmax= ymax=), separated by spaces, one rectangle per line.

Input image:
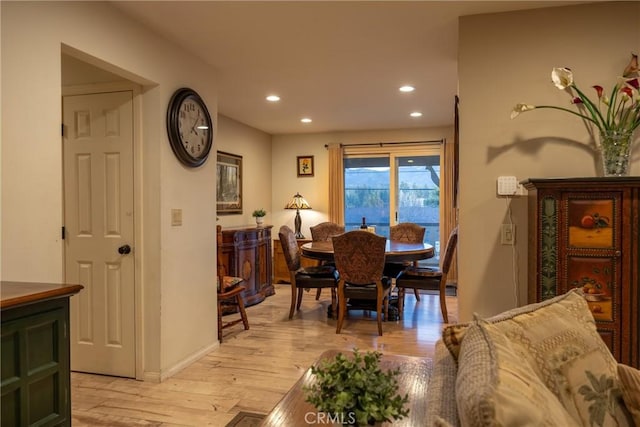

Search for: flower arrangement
xmin=251 ymin=209 xmax=266 ymax=217
xmin=304 ymin=348 xmax=409 ymax=426
xmin=511 ymin=53 xmax=639 ymax=133
xmin=511 ymin=53 xmax=639 ymax=176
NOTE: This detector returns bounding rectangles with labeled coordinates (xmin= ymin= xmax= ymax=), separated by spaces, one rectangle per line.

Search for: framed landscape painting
xmin=217 ymin=151 xmax=242 ymax=214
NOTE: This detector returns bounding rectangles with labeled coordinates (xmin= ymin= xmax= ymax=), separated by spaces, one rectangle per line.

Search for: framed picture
xmin=217 ymin=151 xmax=242 ymax=215
xmin=297 ymin=155 xmax=314 ymax=177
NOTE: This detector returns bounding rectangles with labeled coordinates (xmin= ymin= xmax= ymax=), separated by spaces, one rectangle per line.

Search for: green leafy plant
xmin=304 ymin=348 xmax=409 ymax=426
xmin=251 ymin=209 xmax=266 ymax=217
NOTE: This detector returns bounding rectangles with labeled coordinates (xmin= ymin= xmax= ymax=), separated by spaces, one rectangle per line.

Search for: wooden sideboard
xmin=218 ymin=225 xmax=274 ymax=307
xmin=1 ymin=281 xmax=83 ymax=427
xmin=273 ymin=238 xmax=317 ymax=283
xmin=523 ymin=177 xmax=639 ymax=367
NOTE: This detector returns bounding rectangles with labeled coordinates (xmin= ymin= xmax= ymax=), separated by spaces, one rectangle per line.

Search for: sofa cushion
xmin=442 ymin=288 xmax=592 ymax=364
xmin=425 ymin=340 xmax=459 ymax=427
xmin=552 ymin=350 xmax=632 ymax=426
xmin=455 ymin=320 xmax=578 ymax=427
xmin=449 ymin=289 xmax=632 ymax=427
xmin=617 ymin=363 xmax=640 ymax=425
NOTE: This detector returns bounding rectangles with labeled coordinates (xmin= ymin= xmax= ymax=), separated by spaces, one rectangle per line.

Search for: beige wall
xmin=215 ymin=115 xmax=273 ymax=228
xmin=271 ymin=126 xmax=454 ymax=237
xmin=458 ymin=1 xmax=640 ymax=321
xmin=1 ymin=1 xmax=220 ymax=380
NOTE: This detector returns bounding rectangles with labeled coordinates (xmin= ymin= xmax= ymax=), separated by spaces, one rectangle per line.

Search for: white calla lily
xmin=510 ymin=104 xmax=536 ymax=119
xmin=551 ymin=67 xmax=574 ymax=90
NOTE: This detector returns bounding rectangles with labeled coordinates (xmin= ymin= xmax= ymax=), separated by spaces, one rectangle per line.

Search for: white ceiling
xmin=110 ymin=1 xmax=592 ymax=135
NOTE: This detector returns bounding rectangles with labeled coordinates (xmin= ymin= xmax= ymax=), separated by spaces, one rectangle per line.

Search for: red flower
xmin=593 ymin=85 xmax=604 ymax=98
xmin=620 ymin=87 xmax=633 ymax=98
xmin=626 ymin=78 xmax=639 ymax=90
xmin=571 ymin=97 xmax=583 ymax=104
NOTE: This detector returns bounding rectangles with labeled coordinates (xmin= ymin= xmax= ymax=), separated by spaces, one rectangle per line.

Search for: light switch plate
xmin=171 ymin=209 xmax=182 ymax=226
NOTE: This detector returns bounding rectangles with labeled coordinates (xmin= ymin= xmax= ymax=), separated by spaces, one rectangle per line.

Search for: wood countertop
xmin=1 ymin=281 xmax=84 ymax=310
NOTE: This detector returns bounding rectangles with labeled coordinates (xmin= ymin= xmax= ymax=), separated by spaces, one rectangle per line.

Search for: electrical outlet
xmin=501 ymin=224 xmax=515 ymax=245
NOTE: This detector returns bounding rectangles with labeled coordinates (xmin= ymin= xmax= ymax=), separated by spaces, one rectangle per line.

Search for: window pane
xmin=397 ymin=155 xmax=440 ymax=249
xmin=344 ymin=157 xmax=390 ymax=235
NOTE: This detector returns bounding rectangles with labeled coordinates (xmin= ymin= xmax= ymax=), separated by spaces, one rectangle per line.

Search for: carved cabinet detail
xmin=218 ymin=225 xmax=274 ymax=307
xmin=523 ymin=177 xmax=639 ymax=367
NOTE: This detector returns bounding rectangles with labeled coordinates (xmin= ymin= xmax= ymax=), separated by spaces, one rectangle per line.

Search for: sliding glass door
xmin=344 ymin=146 xmax=441 ymax=259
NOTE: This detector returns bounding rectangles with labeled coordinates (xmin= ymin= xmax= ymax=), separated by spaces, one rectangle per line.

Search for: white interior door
xmin=63 ymin=91 xmax=135 ymax=378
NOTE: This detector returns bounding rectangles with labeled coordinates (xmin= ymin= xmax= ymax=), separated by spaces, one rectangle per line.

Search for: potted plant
xmin=304 ymin=348 xmax=409 ymax=426
xmin=252 ymin=208 xmax=266 ymax=225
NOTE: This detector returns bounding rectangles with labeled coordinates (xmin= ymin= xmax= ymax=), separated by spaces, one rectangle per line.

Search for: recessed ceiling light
xmin=399 ymin=85 xmax=415 ymax=93
xmin=300 ymin=118 xmax=312 ymax=123
xmin=266 ymin=95 xmax=280 ymax=102
xmin=410 ymin=112 xmax=423 ymax=118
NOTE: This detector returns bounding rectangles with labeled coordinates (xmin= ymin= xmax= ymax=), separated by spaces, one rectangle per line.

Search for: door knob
xmin=118 ymin=244 xmax=132 ymax=255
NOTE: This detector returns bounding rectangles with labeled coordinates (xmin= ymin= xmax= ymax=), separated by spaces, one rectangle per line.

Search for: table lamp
xmin=285 ymin=192 xmax=312 ymax=239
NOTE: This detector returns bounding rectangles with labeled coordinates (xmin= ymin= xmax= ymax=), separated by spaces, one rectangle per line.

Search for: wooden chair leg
xmin=398 ymin=288 xmax=405 ymax=320
xmin=439 ymin=281 xmax=449 ymax=323
xmin=289 ymin=285 xmax=297 ymax=319
xmin=217 ymin=301 xmax=223 ymax=342
xmin=236 ymin=294 xmax=250 ymax=330
xmin=315 ymin=288 xmax=322 ymax=300
xmin=296 ymin=287 xmax=304 ymax=310
xmin=336 ymin=286 xmax=345 ymax=334
xmin=330 ymin=288 xmax=337 ymax=318
xmin=376 ymin=294 xmax=383 ymax=336
xmin=414 ymin=288 xmax=421 ymax=301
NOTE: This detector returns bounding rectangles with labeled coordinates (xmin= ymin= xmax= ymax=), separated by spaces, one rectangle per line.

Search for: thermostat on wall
xmin=497 ymin=176 xmax=518 ymax=196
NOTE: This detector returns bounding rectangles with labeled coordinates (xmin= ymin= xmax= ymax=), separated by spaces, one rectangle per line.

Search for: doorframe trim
xmin=62 ymin=82 xmax=144 ymax=380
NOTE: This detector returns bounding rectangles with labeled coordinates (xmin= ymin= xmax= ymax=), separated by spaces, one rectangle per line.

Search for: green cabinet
xmin=1 ymin=282 xmax=82 ymax=427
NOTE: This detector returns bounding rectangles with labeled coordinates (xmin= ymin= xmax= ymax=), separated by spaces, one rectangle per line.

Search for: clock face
xmin=167 ymin=88 xmax=214 ymax=167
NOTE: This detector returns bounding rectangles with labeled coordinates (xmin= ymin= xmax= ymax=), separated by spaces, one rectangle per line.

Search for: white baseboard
xmin=142 ymin=341 xmax=220 ymax=383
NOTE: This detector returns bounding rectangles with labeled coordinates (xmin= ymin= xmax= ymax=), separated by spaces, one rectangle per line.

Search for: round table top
xmin=301 ymin=240 xmax=434 ymax=263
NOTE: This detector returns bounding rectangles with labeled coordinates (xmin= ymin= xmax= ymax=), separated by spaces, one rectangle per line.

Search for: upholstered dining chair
xmin=279 ymin=225 xmax=339 ymax=319
xmin=332 ymin=230 xmax=391 ymax=336
xmin=310 ymin=222 xmax=345 ymax=242
xmin=309 ymin=222 xmax=345 ymax=300
xmin=384 ymin=222 xmax=426 ymax=300
xmin=395 ymin=226 xmax=458 ymax=323
xmin=216 ymin=225 xmax=249 ymax=342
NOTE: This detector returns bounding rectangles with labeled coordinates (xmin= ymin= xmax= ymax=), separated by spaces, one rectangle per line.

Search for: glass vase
xmin=599 ymin=130 xmax=634 ymax=177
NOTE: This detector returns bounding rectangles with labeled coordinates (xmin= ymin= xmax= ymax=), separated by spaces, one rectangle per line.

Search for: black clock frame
xmin=166 ymin=87 xmax=214 ymax=168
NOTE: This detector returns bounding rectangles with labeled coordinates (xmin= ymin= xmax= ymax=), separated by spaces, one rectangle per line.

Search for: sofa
xmin=425 ymin=289 xmax=640 ymax=427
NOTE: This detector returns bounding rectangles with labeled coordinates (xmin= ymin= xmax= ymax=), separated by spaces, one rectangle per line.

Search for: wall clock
xmin=166 ymin=87 xmax=214 ymax=167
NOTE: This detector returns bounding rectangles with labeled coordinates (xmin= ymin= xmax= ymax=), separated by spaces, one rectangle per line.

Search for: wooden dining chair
xmin=332 ymin=230 xmax=391 ymax=336
xmin=395 ymin=226 xmax=458 ymax=323
xmin=279 ymin=225 xmax=339 ymax=319
xmin=310 ymin=222 xmax=345 ymax=300
xmin=385 ymin=222 xmax=426 ymax=300
xmin=217 ymin=225 xmax=249 ymax=342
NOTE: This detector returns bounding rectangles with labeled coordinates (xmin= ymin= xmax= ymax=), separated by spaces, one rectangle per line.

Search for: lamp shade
xmin=284 ymin=192 xmax=312 ymax=210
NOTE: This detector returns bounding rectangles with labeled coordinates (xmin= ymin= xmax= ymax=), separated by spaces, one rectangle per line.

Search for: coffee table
xmin=260 ymin=349 xmax=432 ymax=426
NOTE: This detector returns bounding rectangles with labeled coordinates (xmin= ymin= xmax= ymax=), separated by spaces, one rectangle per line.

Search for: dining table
xmin=301 ymin=239 xmax=435 ymax=263
xmin=301 ymin=239 xmax=434 ymax=321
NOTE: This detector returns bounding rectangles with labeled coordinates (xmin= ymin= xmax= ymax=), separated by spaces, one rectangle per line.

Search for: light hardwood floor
xmin=71 ymin=284 xmax=457 ymax=426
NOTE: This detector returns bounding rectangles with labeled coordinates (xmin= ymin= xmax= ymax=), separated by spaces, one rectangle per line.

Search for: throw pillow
xmin=442 ymin=288 xmax=590 ymax=364
xmin=455 ymin=320 xmax=578 ymax=427
xmin=552 ymin=350 xmax=632 ymax=426
xmin=618 ymin=363 xmax=640 ymax=425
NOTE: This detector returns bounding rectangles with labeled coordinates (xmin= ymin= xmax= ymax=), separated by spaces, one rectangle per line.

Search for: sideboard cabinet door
xmin=523 ymin=177 xmax=639 ymax=367
xmin=219 ymin=225 xmax=274 ymax=308
xmin=1 ymin=299 xmax=70 ymax=426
